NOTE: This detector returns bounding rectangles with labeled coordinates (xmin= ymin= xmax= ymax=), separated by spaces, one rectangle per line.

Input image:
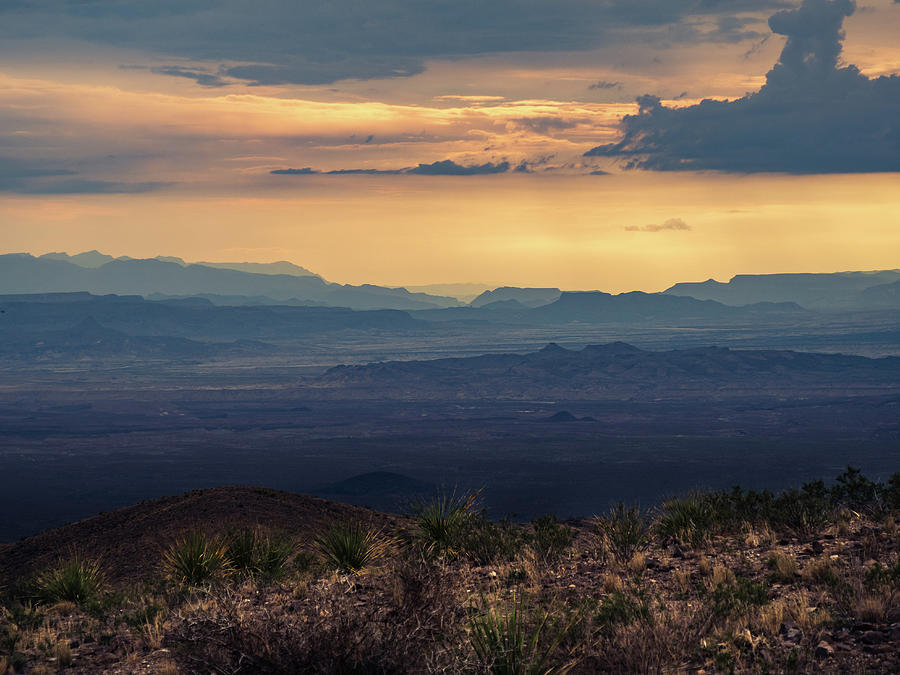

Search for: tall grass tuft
xmin=315 ymin=522 xmax=394 ymax=574
xmin=469 ymin=593 xmax=579 ymax=674
xmin=163 ymin=531 xmax=230 ymax=588
xmin=35 ymin=556 xmax=105 ymax=605
xmin=593 ymin=503 xmax=651 ymax=564
xmin=415 ymin=490 xmax=480 ymax=554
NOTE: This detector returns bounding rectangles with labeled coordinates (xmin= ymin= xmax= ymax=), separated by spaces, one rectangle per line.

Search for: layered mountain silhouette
xmin=470 ymin=286 xmax=561 ymax=308
xmin=665 ymin=270 xmax=900 ymax=310
xmin=0 ymin=293 xmax=423 ymax=357
xmin=315 ymin=341 xmax=900 ymax=399
xmin=1 ymin=254 xmax=459 ymax=311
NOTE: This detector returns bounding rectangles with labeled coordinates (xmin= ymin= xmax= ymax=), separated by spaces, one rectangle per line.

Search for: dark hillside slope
xmin=0 ymin=486 xmax=407 ymax=584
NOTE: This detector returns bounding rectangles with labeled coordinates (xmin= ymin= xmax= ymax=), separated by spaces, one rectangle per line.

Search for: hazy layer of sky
xmin=1 ymin=0 xmax=898 ymax=289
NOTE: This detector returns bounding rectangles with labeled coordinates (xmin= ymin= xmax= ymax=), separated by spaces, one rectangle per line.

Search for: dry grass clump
xmin=768 ymin=550 xmax=798 ymax=583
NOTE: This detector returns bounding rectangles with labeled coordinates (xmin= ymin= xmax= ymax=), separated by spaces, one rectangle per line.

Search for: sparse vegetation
xmin=1 ymin=469 xmax=899 ymax=673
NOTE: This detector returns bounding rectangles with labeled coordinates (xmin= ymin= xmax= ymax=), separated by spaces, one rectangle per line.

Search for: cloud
xmin=270 ymin=159 xmax=513 ymax=176
xmin=407 ymin=159 xmax=510 ymax=175
xmin=16 ymin=180 xmax=173 ymax=195
xmin=512 ymin=116 xmax=583 ymax=135
xmin=270 ymin=167 xmax=317 ymax=175
xmin=624 ymin=218 xmax=691 ymax=232
xmin=150 ymin=66 xmax=229 ymax=88
xmin=589 ymin=81 xmax=622 ymax=90
xmin=585 ymin=0 xmax=900 ymax=174
xmin=1 ymin=0 xmax=791 ymax=85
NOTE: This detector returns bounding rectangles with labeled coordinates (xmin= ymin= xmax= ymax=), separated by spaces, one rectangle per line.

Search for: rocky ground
xmin=1 ymin=475 xmax=899 ymax=674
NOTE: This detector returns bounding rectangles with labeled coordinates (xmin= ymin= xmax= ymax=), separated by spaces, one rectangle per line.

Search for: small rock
xmin=814 ymin=641 xmax=834 ymax=658
xmin=861 ymin=630 xmax=885 ymax=645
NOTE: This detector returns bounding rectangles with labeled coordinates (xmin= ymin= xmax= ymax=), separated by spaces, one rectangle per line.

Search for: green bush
xmin=162 ymin=531 xmax=230 ymax=588
xmin=595 ymin=503 xmax=651 ymax=563
xmin=314 ymin=522 xmax=394 ymax=574
xmin=531 ymin=515 xmax=576 ymax=563
xmin=35 ymin=556 xmax=105 ymax=605
xmin=469 ymin=593 xmax=578 ymax=674
xmin=594 ymin=589 xmax=651 ymax=633
xmin=459 ymin=517 xmax=528 ymax=566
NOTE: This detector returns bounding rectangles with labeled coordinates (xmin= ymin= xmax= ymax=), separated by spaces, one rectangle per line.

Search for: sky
xmin=1 ymin=0 xmax=898 ymax=291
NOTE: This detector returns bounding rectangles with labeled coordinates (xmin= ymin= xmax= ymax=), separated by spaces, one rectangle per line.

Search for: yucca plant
xmin=415 ymin=490 xmax=480 ymax=554
xmin=469 ymin=593 xmax=579 ymax=674
xmin=35 ymin=556 xmax=105 ymax=605
xmin=162 ymin=531 xmax=230 ymax=588
xmin=314 ymin=522 xmax=394 ymax=574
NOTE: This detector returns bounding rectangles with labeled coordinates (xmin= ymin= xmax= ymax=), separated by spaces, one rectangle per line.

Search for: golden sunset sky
xmin=1 ymin=0 xmax=898 ymax=291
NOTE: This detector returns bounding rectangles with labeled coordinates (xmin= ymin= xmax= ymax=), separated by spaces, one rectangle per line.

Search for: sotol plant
xmin=415 ymin=490 xmax=480 ymax=554
xmin=35 ymin=556 xmax=105 ymax=605
xmin=163 ymin=531 xmax=230 ymax=588
xmin=314 ymin=522 xmax=394 ymax=574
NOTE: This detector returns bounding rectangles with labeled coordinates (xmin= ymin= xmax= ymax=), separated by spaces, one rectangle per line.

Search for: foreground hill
xmin=0 ymin=473 xmax=898 ymax=673
xmin=314 ymin=341 xmax=900 ymax=399
xmin=666 ymin=269 xmax=900 ymax=310
xmin=0 ymin=486 xmax=405 ymax=584
xmin=0 ymin=254 xmax=459 ymax=311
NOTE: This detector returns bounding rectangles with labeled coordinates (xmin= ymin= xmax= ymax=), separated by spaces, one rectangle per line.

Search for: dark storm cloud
xmin=270 ymin=159 xmax=512 ymax=176
xmin=2 ymin=0 xmax=790 ymax=85
xmin=585 ymin=0 xmax=900 ymax=174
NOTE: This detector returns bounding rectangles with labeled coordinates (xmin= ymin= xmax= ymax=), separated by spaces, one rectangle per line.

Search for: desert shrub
xmin=594 ymin=589 xmax=651 ymax=634
xmin=468 ymin=593 xmax=579 ymax=674
xmin=594 ymin=503 xmax=651 ymax=563
xmin=314 ymin=522 xmax=394 ymax=574
xmin=831 ymin=466 xmax=881 ymax=511
xmin=765 ymin=483 xmax=831 ymax=538
xmin=656 ymin=495 xmax=715 ymax=548
xmin=162 ymin=531 xmax=230 ymax=588
xmin=531 ymin=515 xmax=576 ymax=563
xmin=35 ymin=556 xmax=105 ymax=605
xmin=414 ymin=490 xmax=479 ymax=555
xmin=459 ymin=517 xmax=528 ymax=566
xmin=226 ymin=528 xmax=294 ymax=582
xmin=885 ymin=472 xmax=900 ymax=511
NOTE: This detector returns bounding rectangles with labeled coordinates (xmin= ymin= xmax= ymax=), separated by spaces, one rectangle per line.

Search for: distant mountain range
xmin=665 ymin=270 xmax=900 ymax=310
xmin=315 ymin=341 xmax=900 ymax=399
xmin=414 ymin=290 xmax=804 ymax=324
xmin=0 ymin=253 xmax=460 ymax=311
